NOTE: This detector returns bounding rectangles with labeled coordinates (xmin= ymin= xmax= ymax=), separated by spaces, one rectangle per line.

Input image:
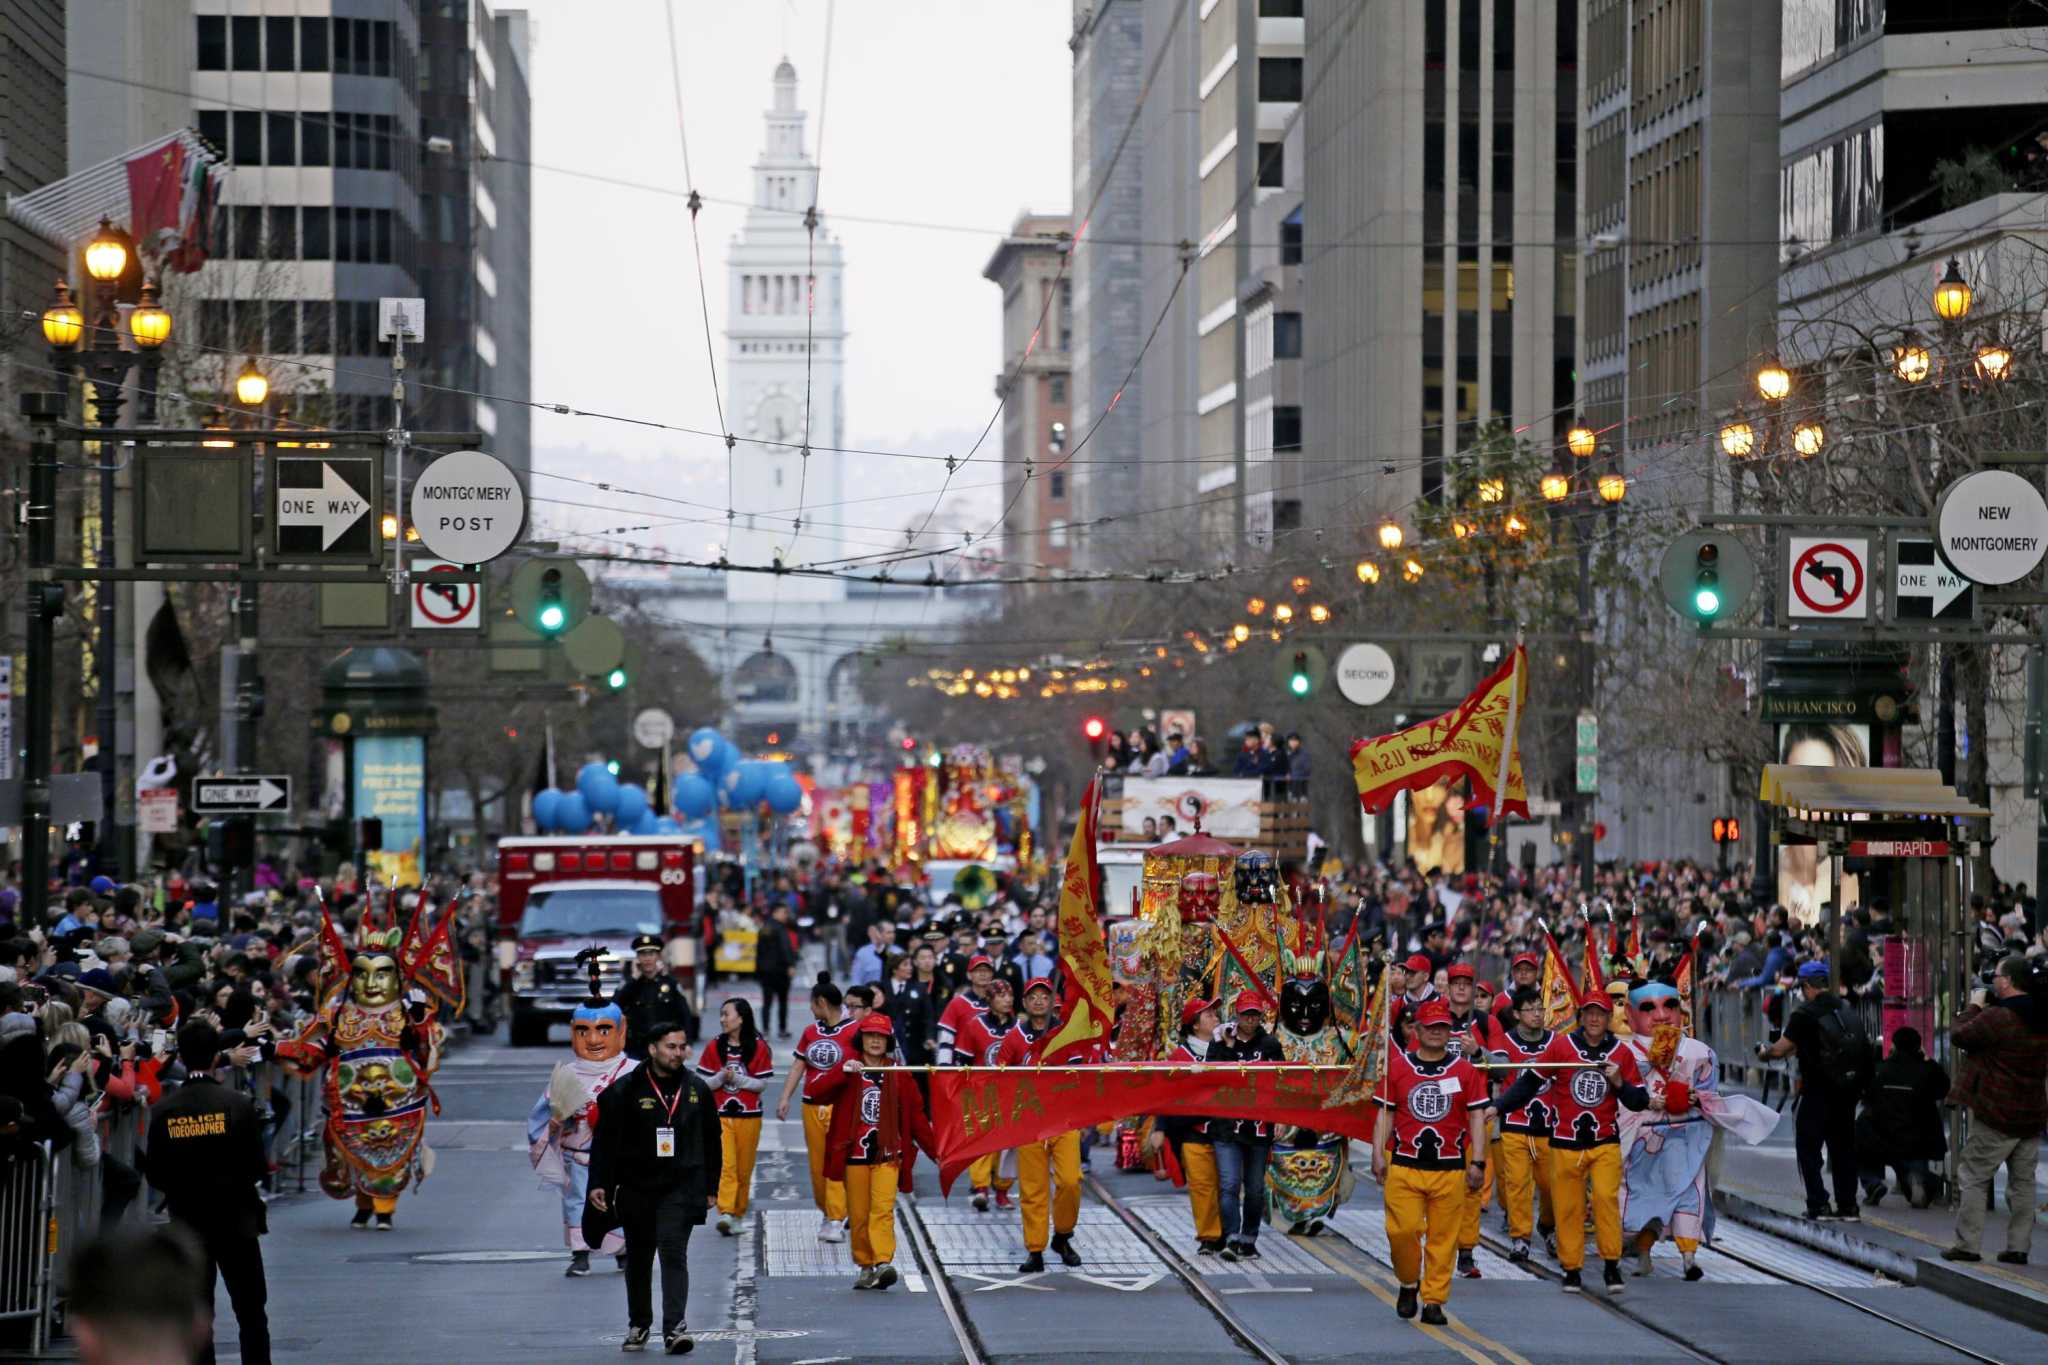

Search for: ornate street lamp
xmin=1377 ymin=520 xmax=1405 ymax=550
xmin=1719 ymin=415 xmax=1756 ymax=459
xmin=235 ymin=358 xmax=269 ymax=408
xmin=1597 ymin=472 xmax=1627 ymax=504
xmin=1540 ymin=472 xmax=1571 ymax=503
xmin=1933 ymin=257 xmax=1972 ymax=323
xmin=1893 ymin=340 xmax=1932 ymax=384
xmin=1791 ymin=420 xmax=1826 ymax=459
xmin=1975 ymin=343 xmax=2013 ymax=383
xmin=1565 ymin=421 xmax=1597 ymax=459
xmin=41 ymin=281 xmax=84 ymax=349
xmin=1756 ymin=360 xmax=1792 ymax=403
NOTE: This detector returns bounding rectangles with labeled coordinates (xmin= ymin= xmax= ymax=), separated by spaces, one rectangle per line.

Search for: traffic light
xmin=1289 ymin=652 xmax=1311 ymax=696
xmin=606 ymin=666 xmax=627 ymax=690
xmin=1711 ymin=816 xmax=1741 ymax=844
xmin=508 ymin=556 xmax=592 ymax=640
xmin=537 ymin=567 xmax=567 ymax=634
xmin=1082 ymin=715 xmax=1109 ymax=763
xmin=1270 ymin=644 xmax=1326 ymax=697
xmin=1658 ymin=531 xmax=1756 ymax=626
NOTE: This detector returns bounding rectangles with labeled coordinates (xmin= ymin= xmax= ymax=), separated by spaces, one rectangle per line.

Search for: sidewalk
xmin=1713 ymin=1129 xmax=2048 ymax=1332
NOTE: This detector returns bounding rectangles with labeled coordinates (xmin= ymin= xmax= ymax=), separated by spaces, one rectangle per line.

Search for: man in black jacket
xmin=588 ymin=1020 xmax=722 ymax=1354
xmin=613 ymin=935 xmax=697 ymax=1059
xmin=139 ymin=1022 xmax=270 ymax=1365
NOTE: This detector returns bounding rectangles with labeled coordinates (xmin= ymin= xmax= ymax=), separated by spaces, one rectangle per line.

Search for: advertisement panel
xmin=353 ymin=734 xmax=427 ymax=888
xmin=1115 ymin=776 xmax=1261 ymax=842
xmin=1775 ymin=721 xmax=1869 ymax=924
xmin=1406 ymin=778 xmax=1466 ymax=875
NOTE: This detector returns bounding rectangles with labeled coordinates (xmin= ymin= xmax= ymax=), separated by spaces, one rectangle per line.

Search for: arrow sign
xmin=192 ymin=775 xmax=291 ymax=814
xmin=274 ymin=456 xmax=378 ymax=561
xmin=1890 ymin=536 xmax=1975 ymax=622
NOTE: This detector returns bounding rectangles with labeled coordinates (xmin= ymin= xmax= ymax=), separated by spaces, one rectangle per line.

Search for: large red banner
xmin=929 ymin=1064 xmax=1374 ymax=1187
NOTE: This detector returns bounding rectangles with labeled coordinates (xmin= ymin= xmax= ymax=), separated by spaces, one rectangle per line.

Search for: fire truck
xmin=497 ymin=835 xmax=699 ymax=1047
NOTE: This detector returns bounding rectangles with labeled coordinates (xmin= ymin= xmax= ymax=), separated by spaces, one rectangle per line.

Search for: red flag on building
xmin=125 ymin=139 xmax=187 ymax=251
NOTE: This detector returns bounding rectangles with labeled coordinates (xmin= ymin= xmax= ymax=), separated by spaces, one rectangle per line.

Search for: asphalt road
xmin=215 ymin=1027 xmax=2048 ymax=1364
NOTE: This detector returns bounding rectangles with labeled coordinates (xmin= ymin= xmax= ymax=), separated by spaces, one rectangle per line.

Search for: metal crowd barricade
xmin=1699 ymin=985 xmax=1798 ymax=1106
xmin=0 ymin=1143 xmax=55 ymax=1354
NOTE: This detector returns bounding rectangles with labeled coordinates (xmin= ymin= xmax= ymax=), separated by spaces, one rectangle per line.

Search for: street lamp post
xmin=1545 ymin=426 xmax=1627 ymax=896
xmin=225 ymin=361 xmax=269 ymax=789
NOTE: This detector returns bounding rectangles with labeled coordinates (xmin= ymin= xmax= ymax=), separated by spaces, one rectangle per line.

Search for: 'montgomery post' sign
xmin=1935 ymin=468 xmax=2048 ymax=586
xmin=409 ymin=449 xmax=526 ymax=564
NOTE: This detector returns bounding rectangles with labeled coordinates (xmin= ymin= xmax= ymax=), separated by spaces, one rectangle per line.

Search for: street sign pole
xmin=17 ymin=392 xmax=62 ymax=929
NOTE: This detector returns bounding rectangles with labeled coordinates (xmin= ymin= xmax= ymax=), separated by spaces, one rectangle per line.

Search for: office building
xmin=1 ymin=0 xmax=68 ymax=447
xmin=983 ymin=212 xmax=1075 ymax=581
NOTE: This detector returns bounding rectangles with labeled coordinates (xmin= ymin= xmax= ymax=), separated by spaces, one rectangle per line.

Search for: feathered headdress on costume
xmin=309 ymin=888 xmax=467 ymax=1017
xmin=570 ymin=945 xmax=624 ymax=1027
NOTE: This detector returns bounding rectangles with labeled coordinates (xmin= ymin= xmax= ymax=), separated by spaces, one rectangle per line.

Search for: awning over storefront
xmin=1757 ymin=764 xmax=1991 ymax=822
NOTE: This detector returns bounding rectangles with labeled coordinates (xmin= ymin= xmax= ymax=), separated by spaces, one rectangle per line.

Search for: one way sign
xmin=1890 ymin=536 xmax=1976 ymax=623
xmin=192 ymin=775 xmax=292 ymax=814
xmin=273 ymin=455 xmax=379 ymax=563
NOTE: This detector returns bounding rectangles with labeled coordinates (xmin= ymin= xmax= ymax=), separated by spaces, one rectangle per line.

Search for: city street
xmin=216 ymin=1027 xmax=2043 ymax=1365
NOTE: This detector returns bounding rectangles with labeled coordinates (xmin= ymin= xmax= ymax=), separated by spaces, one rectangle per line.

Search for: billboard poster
xmin=1116 ymin=776 xmax=1261 ymax=842
xmin=1775 ymin=722 xmax=1869 ymax=924
xmin=353 ymin=734 xmax=426 ymax=888
xmin=1406 ymin=778 xmax=1466 ymax=875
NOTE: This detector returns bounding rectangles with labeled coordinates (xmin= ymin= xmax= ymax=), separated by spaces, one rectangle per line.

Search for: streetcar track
xmin=897 ymin=1193 xmax=990 ymax=1365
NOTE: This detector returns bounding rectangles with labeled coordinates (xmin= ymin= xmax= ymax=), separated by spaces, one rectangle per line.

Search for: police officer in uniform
xmin=140 ymin=1021 xmax=271 ymax=1365
xmin=614 ymin=933 xmax=698 ymax=1059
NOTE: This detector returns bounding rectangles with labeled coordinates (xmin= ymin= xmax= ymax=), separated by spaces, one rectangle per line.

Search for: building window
xmin=231 ymin=16 xmax=261 ymax=71
xmin=1259 ymin=0 xmax=1305 ymax=14
xmin=267 ymin=112 xmax=296 ymax=167
xmin=232 ymin=111 xmax=262 ymax=166
xmin=1258 ymin=57 xmax=1303 ymax=102
xmin=1049 ymin=520 xmax=1068 ymax=547
xmin=197 ymin=109 xmax=227 ymax=155
xmin=1257 ymin=141 xmax=1284 ymax=188
xmin=1050 ymin=375 xmax=1067 ymax=404
xmin=1050 ymin=471 xmax=1067 ymax=498
xmin=1281 ymin=207 xmax=1303 ymax=264
xmin=1273 ymin=311 xmax=1303 ymax=358
xmin=301 ymin=299 xmax=334 ymax=356
xmin=1274 ymin=406 xmax=1302 ymax=453
xmin=197 ymin=16 xmax=226 ymax=70
xmin=198 ymin=299 xmax=229 ymax=351
xmin=302 ymin=114 xmax=330 ymax=167
xmin=266 ymin=16 xmax=295 ymax=70
xmin=301 ymin=17 xmax=329 ymax=71
xmin=302 ymin=207 xmax=331 ymax=260
xmin=266 ymin=206 xmax=296 ymax=259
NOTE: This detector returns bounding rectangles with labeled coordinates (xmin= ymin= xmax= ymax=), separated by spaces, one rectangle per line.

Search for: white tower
xmin=725 ymin=59 xmax=846 ymax=604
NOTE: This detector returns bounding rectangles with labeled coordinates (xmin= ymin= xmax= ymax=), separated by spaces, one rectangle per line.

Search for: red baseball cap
xmin=1446 ymin=963 xmax=1475 ymax=981
xmin=856 ymin=1012 xmax=895 ymax=1039
xmin=967 ymin=954 xmax=994 ymax=972
xmin=1477 ymin=979 xmax=1498 ymax=995
xmin=1180 ymin=996 xmax=1218 ymax=1030
xmin=1512 ymin=951 xmax=1540 ymax=969
xmin=1404 ymin=954 xmax=1433 ymax=975
xmin=1232 ymin=989 xmax=1268 ymax=1017
xmin=1414 ymin=999 xmax=1452 ymax=1028
xmin=1022 ymin=976 xmax=1055 ymax=999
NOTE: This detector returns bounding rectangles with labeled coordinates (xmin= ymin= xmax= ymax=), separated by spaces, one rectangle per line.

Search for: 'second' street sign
xmin=1783 ymin=536 xmax=1871 ymax=621
xmin=1934 ymin=468 xmax=2048 ymax=585
xmin=273 ymin=455 xmax=378 ymax=562
xmin=634 ymin=708 xmax=676 ymax=749
xmin=192 ymin=775 xmax=292 ymax=814
xmin=1333 ymin=643 xmax=1397 ymax=706
xmin=411 ymin=449 xmax=526 ymax=564
xmin=1889 ymin=535 xmax=1976 ymax=623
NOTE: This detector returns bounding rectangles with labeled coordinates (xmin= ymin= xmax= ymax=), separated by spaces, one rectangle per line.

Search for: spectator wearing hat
xmin=1150 ymin=996 xmax=1225 ymax=1253
xmin=815 ymin=1011 xmax=935 ymax=1291
xmin=1209 ymin=989 xmax=1287 ymax=1262
xmin=1390 ymin=953 xmax=1442 ymax=1050
xmin=1756 ymin=959 xmax=1872 ymax=1220
xmin=612 ymin=933 xmax=695 ymax=1060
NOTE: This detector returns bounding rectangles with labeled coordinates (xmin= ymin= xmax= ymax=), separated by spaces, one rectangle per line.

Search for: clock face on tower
xmin=750 ymin=392 xmax=802 ymax=444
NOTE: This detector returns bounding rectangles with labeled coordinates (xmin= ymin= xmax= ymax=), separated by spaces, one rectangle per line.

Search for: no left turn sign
xmin=1784 ymin=536 xmax=1870 ymax=621
xmin=410 ymin=559 xmax=481 ymax=630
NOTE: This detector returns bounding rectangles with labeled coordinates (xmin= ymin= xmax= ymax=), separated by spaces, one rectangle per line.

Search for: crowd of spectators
xmin=1098 ymin=722 xmax=1309 ymax=798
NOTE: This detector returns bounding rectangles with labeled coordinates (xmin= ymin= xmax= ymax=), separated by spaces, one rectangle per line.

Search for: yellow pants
xmin=718 ymin=1116 xmax=762 ymax=1217
xmin=1550 ymin=1143 xmax=1622 ymax=1270
xmin=1016 ymin=1131 xmax=1083 ymax=1252
xmin=802 ymin=1102 xmax=848 ymax=1222
xmin=843 ymin=1162 xmax=899 ymax=1267
xmin=969 ymin=1152 xmax=1014 ymax=1193
xmin=1184 ymin=1141 xmax=1222 ymax=1243
xmin=1495 ymin=1132 xmax=1554 ymax=1239
xmin=1385 ymin=1164 xmax=1465 ymax=1306
xmin=353 ymin=1192 xmax=397 ymax=1215
xmin=1459 ymin=1146 xmax=1495 ymax=1251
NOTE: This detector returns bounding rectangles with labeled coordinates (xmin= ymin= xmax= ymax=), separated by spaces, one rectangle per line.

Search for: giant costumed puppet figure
xmin=1616 ymin=978 xmax=1778 ymax=1279
xmin=277 ymin=897 xmax=464 ymax=1229
xmin=529 ymin=948 xmax=640 ymax=1275
xmin=1265 ymin=939 xmax=1351 ymax=1235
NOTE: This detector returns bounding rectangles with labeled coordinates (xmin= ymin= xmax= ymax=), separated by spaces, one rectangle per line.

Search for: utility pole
xmin=19 ymin=391 xmax=64 ymax=929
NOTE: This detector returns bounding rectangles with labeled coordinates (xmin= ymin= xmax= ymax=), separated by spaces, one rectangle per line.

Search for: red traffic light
xmin=1082 ymin=716 xmax=1107 ymax=741
xmin=900 ymin=736 xmax=916 ymax=751
xmin=1712 ymin=816 xmax=1741 ymax=844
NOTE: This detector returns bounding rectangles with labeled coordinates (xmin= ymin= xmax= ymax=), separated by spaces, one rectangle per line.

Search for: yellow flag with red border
xmin=1349 ymin=644 xmax=1529 ymax=819
xmin=1037 ymin=777 xmax=1112 ymax=1061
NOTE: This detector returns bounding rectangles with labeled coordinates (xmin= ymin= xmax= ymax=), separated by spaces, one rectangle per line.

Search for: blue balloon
xmin=577 ymin=762 xmax=620 ymax=816
xmin=680 ymin=816 xmax=720 ymax=850
xmin=687 ymin=728 xmax=724 ymax=766
xmin=673 ymin=773 xmax=715 ymax=818
xmin=614 ymin=784 xmax=650 ymax=828
xmin=556 ymin=792 xmax=592 ymax=833
xmin=721 ymin=762 xmax=767 ymax=808
xmin=654 ymin=815 xmax=682 ymax=834
xmin=764 ymin=773 xmax=803 ymax=815
xmin=532 ymin=788 xmax=564 ymax=831
xmin=631 ymin=809 xmax=660 ymax=835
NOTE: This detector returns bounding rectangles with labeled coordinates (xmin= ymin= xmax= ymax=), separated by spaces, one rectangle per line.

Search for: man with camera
xmin=1943 ymin=955 xmax=2048 ymax=1265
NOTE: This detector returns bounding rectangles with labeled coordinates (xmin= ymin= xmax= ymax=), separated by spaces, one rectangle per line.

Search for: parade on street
xmin=8 ymin=4 xmax=2048 ymax=1363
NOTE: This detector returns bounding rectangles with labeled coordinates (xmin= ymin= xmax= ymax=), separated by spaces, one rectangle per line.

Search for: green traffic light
xmin=1694 ymin=586 xmax=1721 ymax=617
xmin=605 ymin=760 xmax=620 ymax=775
xmin=607 ymin=667 xmax=627 ymax=689
xmin=538 ymin=602 xmax=566 ymax=632
xmin=1290 ymin=673 xmax=1310 ymax=696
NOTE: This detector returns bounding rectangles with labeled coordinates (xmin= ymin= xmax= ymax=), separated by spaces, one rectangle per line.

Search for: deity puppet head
xmin=1233 ymin=851 xmax=1278 ymax=908
xmin=348 ymin=953 xmax=403 ymax=1008
xmin=1628 ymin=980 xmax=1689 ymax=1110
xmin=1176 ymin=871 xmax=1221 ymax=924
xmin=568 ymin=946 xmax=627 ymax=1060
xmin=1279 ymin=973 xmax=1331 ymax=1037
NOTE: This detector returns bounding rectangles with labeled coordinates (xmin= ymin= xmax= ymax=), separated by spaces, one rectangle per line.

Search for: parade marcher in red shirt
xmin=998 ymin=978 xmax=1095 ymax=1273
xmin=1389 ymin=953 xmax=1442 ymax=1051
xmin=934 ymin=953 xmax=996 ymax=1065
xmin=815 ymin=1013 xmax=937 ymax=1291
xmin=1492 ymin=953 xmax=1542 ymax=1021
xmin=697 ymin=998 xmax=775 ymax=1235
xmin=774 ymin=975 xmax=854 ymax=1241
xmin=1148 ymin=996 xmax=1224 ymax=1253
xmin=1442 ymin=963 xmax=1501 ymax=1279
xmin=954 ymin=977 xmax=1019 ymax=1210
xmin=1373 ymin=999 xmax=1491 ymax=1325
xmin=1491 ymin=985 xmax=1558 ymax=1261
xmin=1495 ymin=993 xmax=1649 ymax=1294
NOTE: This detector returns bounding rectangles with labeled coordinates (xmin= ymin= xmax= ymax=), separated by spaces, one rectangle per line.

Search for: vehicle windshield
xmin=519 ymin=886 xmax=662 ymax=939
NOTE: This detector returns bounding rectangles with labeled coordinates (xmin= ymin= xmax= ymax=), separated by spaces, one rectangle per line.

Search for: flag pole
xmin=1490 ymin=633 xmax=1523 ymax=873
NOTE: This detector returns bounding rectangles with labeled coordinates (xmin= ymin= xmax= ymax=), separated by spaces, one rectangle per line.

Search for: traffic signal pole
xmin=1576 ymin=528 xmax=1596 ymax=899
xmin=19 ymin=393 xmax=63 ymax=929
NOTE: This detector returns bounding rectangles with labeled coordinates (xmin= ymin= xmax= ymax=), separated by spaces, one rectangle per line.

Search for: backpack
xmin=1804 ymin=1000 xmax=1875 ymax=1094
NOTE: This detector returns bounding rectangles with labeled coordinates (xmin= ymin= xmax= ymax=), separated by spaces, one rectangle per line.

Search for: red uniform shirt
xmin=794 ymin=1017 xmax=858 ymax=1103
xmin=935 ymin=989 xmax=990 ymax=1064
xmin=1520 ymin=1030 xmax=1641 ymax=1149
xmin=954 ymin=1010 xmax=1016 ymax=1068
xmin=1374 ymin=1048 xmax=1492 ymax=1170
xmin=1444 ymin=1006 xmax=1500 ymax=1064
xmin=996 ymin=1016 xmax=1099 ymax=1068
xmin=697 ymin=1036 xmax=775 ymax=1117
xmin=1488 ymin=1027 xmax=1556 ymax=1136
xmin=841 ymin=1069 xmax=885 ymax=1164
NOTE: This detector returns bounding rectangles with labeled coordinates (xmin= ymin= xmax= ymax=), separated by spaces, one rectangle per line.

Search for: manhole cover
xmin=412 ymin=1250 xmax=566 ymax=1264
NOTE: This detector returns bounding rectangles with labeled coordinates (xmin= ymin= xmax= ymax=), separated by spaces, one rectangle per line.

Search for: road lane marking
xmin=1294 ymin=1236 xmax=1509 ymax=1365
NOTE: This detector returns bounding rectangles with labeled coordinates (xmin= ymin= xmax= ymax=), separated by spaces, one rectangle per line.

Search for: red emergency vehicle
xmin=497 ymin=835 xmax=698 ymax=1047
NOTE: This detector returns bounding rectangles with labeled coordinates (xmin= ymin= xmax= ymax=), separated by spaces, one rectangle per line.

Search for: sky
xmin=518 ymin=0 xmax=1074 ymax=559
